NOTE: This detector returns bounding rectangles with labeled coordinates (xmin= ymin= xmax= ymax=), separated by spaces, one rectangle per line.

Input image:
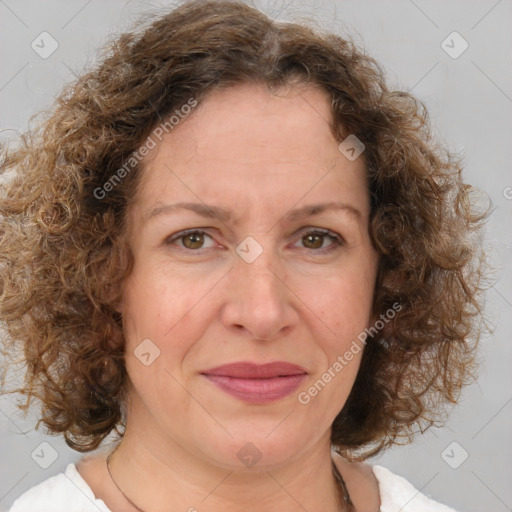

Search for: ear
xmin=96 ymin=238 xmax=131 ymax=316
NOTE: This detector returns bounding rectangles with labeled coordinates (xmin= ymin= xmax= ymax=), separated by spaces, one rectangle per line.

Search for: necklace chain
xmin=105 ymin=449 xmax=352 ymax=512
xmin=106 ymin=450 xmax=146 ymax=512
xmin=333 ymin=460 xmax=355 ymax=512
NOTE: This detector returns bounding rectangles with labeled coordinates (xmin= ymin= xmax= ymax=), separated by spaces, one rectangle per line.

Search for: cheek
xmin=122 ymin=263 xmax=194 ymax=333
xmin=297 ymin=275 xmax=371 ymax=414
xmin=121 ymin=265 xmax=215 ymax=367
xmin=305 ymin=267 xmax=376 ymax=349
xmin=121 ymin=271 xmax=195 ymax=406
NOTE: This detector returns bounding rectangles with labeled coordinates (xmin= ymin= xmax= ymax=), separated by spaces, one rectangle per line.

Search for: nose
xmin=220 ymin=239 xmax=298 ymax=341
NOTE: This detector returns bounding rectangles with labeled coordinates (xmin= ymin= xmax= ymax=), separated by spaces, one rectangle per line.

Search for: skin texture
xmin=77 ymin=82 xmax=380 ymax=511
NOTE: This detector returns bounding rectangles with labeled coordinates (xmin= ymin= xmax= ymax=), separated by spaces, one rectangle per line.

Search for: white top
xmin=8 ymin=462 xmax=458 ymax=512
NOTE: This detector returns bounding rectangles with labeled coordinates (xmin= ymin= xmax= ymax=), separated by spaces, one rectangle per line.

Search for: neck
xmin=107 ymin=423 xmax=345 ymax=512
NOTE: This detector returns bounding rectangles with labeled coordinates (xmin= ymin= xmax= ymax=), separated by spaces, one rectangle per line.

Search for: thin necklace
xmin=332 ymin=459 xmax=355 ymax=512
xmin=105 ymin=450 xmax=353 ymax=512
xmin=106 ymin=450 xmax=145 ymax=512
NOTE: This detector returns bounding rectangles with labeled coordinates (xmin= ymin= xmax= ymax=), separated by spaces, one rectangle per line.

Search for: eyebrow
xmin=144 ymin=201 xmax=362 ymax=225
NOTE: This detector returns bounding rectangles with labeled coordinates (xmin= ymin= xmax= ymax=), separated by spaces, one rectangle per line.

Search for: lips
xmin=201 ymin=361 xmax=307 ymax=379
xmin=201 ymin=362 xmax=307 ymax=404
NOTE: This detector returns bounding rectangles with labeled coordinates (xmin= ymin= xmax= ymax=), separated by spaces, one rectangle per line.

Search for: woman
xmin=0 ymin=1 xmax=488 ymax=510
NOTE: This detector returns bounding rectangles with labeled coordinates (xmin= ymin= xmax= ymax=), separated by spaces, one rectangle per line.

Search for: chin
xmin=189 ymin=423 xmax=320 ymax=472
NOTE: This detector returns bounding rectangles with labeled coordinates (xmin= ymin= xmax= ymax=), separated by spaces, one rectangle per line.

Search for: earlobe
xmin=113 ymin=301 xmax=124 ymax=316
xmin=102 ymin=239 xmax=132 ymax=316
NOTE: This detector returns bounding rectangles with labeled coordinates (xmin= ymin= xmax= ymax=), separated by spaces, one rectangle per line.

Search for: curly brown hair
xmin=0 ymin=0 xmax=488 ymax=458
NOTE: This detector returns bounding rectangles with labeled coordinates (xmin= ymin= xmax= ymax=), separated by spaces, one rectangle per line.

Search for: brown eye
xmin=302 ymin=232 xmax=324 ymax=249
xmin=298 ymin=229 xmax=343 ymax=252
xmin=181 ymin=231 xmax=205 ymax=249
xmin=166 ymin=230 xmax=215 ymax=251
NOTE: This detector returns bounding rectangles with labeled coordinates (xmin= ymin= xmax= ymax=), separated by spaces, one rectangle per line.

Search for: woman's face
xmin=120 ymin=82 xmax=379 ymax=469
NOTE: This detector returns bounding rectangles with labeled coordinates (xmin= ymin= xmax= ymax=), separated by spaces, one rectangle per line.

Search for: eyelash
xmin=165 ymin=228 xmax=344 ymax=255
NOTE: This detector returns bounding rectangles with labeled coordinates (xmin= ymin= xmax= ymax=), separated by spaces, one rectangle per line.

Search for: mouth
xmin=200 ymin=361 xmax=308 ymax=404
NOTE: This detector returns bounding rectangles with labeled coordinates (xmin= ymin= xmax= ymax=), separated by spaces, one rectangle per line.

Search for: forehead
xmin=132 ymin=82 xmax=369 ymax=224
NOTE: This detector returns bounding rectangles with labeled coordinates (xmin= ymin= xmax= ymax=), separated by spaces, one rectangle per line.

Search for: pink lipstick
xmin=201 ymin=361 xmax=307 ymax=404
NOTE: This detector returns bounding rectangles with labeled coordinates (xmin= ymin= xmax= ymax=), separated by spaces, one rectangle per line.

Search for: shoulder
xmin=372 ymin=464 xmax=459 ymax=512
xmin=332 ymin=451 xmax=460 ymax=512
xmin=8 ymin=463 xmax=111 ymax=512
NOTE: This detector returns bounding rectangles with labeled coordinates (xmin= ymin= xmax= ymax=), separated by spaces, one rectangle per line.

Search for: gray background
xmin=1 ymin=1 xmax=511 ymax=511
